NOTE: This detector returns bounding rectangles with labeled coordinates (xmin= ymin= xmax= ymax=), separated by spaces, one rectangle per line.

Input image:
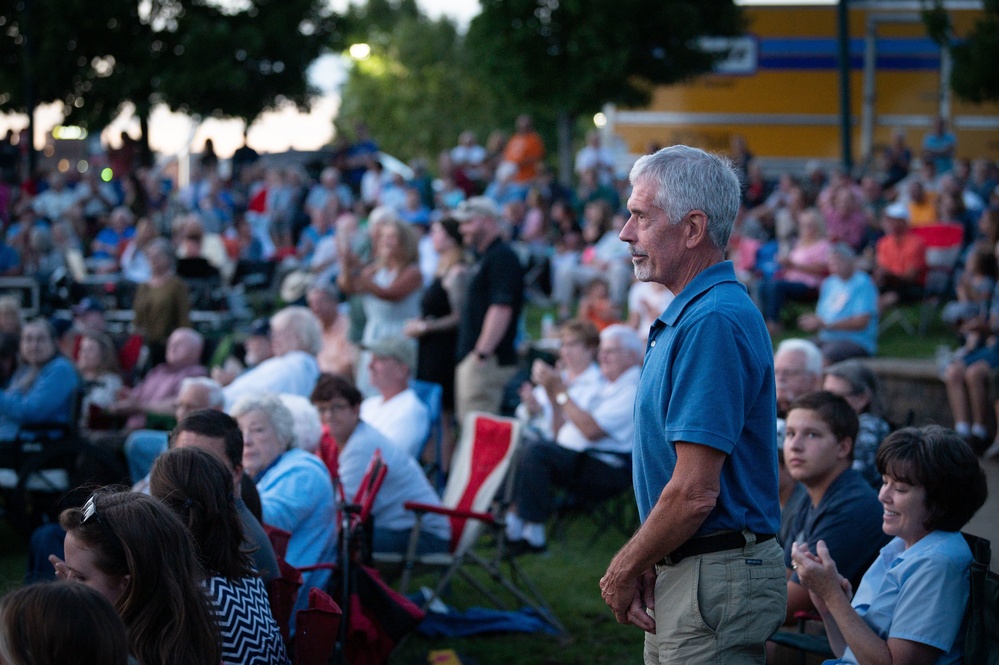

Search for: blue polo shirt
xmin=633 ymin=261 xmax=780 ymax=536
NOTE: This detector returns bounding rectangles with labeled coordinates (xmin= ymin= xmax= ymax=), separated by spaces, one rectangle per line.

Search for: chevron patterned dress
xmin=208 ymin=575 xmax=289 ymax=665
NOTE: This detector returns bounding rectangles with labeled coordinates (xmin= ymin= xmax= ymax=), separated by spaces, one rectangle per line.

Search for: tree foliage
xmin=465 ymin=0 xmax=746 ymax=119
xmin=923 ymin=0 xmax=999 ymax=104
xmin=334 ymin=7 xmax=504 ymax=163
xmin=0 ymin=0 xmax=342 ymax=139
xmin=463 ymin=0 xmax=745 ymax=179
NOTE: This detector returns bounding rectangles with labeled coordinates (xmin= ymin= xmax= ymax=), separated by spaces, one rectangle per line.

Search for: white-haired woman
xmin=231 ymin=393 xmax=336 ymax=609
xmin=278 ymin=393 xmax=323 ymax=454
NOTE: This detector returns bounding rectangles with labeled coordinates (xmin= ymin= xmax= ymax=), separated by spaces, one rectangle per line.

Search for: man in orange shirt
xmin=874 ymin=202 xmax=927 ymax=309
xmin=502 ymin=114 xmax=545 ymax=183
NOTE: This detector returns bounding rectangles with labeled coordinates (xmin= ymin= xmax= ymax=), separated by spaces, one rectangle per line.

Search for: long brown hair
xmin=150 ymin=447 xmax=255 ymax=581
xmin=60 ymin=491 xmax=221 ymax=665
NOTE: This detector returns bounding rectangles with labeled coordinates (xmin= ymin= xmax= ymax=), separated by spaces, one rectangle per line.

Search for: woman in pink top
xmin=759 ymin=207 xmax=832 ymax=334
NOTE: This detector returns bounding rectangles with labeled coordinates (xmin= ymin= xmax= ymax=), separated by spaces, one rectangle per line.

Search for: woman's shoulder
xmin=273 ymin=449 xmax=334 ymax=486
xmin=45 ymin=355 xmax=79 ymax=378
xmin=894 ymin=531 xmax=973 ymax=576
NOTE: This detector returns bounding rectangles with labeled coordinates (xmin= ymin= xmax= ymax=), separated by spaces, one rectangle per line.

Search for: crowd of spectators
xmin=0 ymin=113 xmax=995 ymax=663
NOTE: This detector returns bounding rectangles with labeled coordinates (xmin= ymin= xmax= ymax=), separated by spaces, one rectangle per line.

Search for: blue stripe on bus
xmin=758 ymin=55 xmax=940 ymax=70
xmin=753 ymin=36 xmax=941 ymax=70
xmin=758 ymin=36 xmax=940 ymax=57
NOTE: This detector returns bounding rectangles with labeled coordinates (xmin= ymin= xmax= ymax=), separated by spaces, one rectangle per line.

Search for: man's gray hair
xmin=230 ymin=393 xmax=296 ymax=450
xmin=629 ymin=145 xmax=741 ymax=250
xmin=600 ymin=324 xmax=645 ymax=361
xmin=179 ymin=376 xmax=224 ymax=410
xmin=270 ymin=306 xmax=323 ymax=356
xmin=775 ymin=338 xmax=823 ymax=377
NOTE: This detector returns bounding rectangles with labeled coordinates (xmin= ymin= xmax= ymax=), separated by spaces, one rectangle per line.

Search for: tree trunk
xmin=556 ymin=109 xmax=574 ymax=187
xmin=138 ymin=110 xmax=153 ymax=168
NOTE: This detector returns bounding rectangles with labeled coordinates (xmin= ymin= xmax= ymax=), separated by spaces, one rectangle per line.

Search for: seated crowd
xmin=0 ymin=119 xmax=994 ymax=664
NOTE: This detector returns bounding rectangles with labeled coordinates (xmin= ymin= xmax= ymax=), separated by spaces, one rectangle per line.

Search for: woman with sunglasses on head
xmin=151 ymin=446 xmax=288 ymax=665
xmin=53 ymin=490 xmax=221 ymax=665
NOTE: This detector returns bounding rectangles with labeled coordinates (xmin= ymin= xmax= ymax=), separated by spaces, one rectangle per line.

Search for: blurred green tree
xmin=924 ymin=0 xmax=999 ymax=104
xmin=465 ymin=0 xmax=746 ymax=180
xmin=0 ymin=0 xmax=341 ymax=164
xmin=334 ymin=5 xmax=503 ymax=165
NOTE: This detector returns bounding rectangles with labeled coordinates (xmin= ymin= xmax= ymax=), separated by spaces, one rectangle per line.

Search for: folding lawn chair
xmin=375 ymin=411 xmax=565 ymax=633
xmin=880 ymin=222 xmax=963 ymax=336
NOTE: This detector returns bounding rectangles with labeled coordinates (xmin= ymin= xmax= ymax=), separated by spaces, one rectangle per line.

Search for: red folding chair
xmin=294 ymin=588 xmax=342 ymax=665
xmin=375 ymin=411 xmax=564 ymax=633
xmin=914 ymin=222 xmax=964 ymax=335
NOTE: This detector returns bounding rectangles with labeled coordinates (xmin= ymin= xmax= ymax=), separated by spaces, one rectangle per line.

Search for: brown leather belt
xmin=659 ymin=532 xmax=776 ymax=566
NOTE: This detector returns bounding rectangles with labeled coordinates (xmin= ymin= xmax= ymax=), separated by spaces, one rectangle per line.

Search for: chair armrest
xmin=297 ymin=562 xmax=338 ymax=573
xmin=403 ymin=501 xmax=495 ymax=524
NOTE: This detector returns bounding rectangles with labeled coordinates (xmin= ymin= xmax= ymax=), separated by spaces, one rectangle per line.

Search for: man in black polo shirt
xmin=453 ymin=197 xmax=525 ymax=425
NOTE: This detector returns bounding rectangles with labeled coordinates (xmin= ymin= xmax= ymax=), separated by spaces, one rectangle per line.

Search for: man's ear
xmin=232 ymin=465 xmax=244 ymax=498
xmin=684 ymin=210 xmax=710 ymax=249
xmin=838 ymin=437 xmax=854 ymax=461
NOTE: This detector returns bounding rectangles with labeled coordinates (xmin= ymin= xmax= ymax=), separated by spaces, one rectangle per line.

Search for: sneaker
xmin=983 ymin=439 xmax=999 ymax=460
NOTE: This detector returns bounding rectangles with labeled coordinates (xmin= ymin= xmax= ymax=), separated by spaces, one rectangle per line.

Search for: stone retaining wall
xmin=860 ymin=358 xmax=952 ymax=429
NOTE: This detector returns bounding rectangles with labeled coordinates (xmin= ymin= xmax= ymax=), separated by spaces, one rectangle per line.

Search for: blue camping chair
xmin=409 ymin=379 xmax=445 ymax=492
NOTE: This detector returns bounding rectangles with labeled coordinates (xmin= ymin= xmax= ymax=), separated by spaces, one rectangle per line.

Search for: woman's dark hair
xmin=0 ymin=581 xmax=130 ymax=665
xmin=79 ymin=330 xmax=121 ymax=375
xmin=876 ymin=425 xmax=988 ymax=532
xmin=787 ymin=391 xmax=860 ymax=459
xmin=59 ymin=491 xmax=222 ymax=665
xmin=311 ymin=372 xmax=362 ymax=407
xmin=150 ymin=447 xmax=254 ymax=581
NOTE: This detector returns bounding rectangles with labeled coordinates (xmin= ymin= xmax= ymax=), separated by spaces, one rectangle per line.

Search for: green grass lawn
xmin=0 ymin=519 xmax=27 ymax=594
xmin=389 ymin=515 xmax=642 ymax=665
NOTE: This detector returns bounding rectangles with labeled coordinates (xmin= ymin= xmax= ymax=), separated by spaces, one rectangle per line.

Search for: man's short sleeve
xmin=664 ymin=312 xmax=761 ymax=454
xmin=484 ymin=248 xmax=523 ymax=307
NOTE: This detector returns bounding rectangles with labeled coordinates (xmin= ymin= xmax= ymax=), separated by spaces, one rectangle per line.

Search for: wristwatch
xmin=555 ymin=392 xmax=569 ymax=406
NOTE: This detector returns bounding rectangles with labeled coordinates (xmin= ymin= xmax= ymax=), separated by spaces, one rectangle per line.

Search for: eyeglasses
xmin=314 ymin=401 xmax=353 ymax=416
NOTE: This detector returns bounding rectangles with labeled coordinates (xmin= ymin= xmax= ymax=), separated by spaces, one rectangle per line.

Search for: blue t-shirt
xmin=783 ymin=468 xmax=889 ymax=588
xmin=816 ymin=271 xmax=879 ymax=354
xmin=833 ymin=531 xmax=972 ymax=665
xmin=923 ymin=132 xmax=957 ymax=175
xmin=633 ymin=261 xmax=780 ymax=536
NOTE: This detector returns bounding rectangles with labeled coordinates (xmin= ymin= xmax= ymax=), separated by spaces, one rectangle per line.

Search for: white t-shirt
xmin=360 ymin=388 xmax=431 ymax=459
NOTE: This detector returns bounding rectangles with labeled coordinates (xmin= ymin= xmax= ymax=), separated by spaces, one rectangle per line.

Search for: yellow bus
xmin=604 ymin=0 xmax=999 ymax=167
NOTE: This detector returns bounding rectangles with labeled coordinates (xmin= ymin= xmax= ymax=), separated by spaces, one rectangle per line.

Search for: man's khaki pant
xmin=454 ymin=353 xmax=518 ymax=426
xmin=644 ymin=534 xmax=786 ymax=664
